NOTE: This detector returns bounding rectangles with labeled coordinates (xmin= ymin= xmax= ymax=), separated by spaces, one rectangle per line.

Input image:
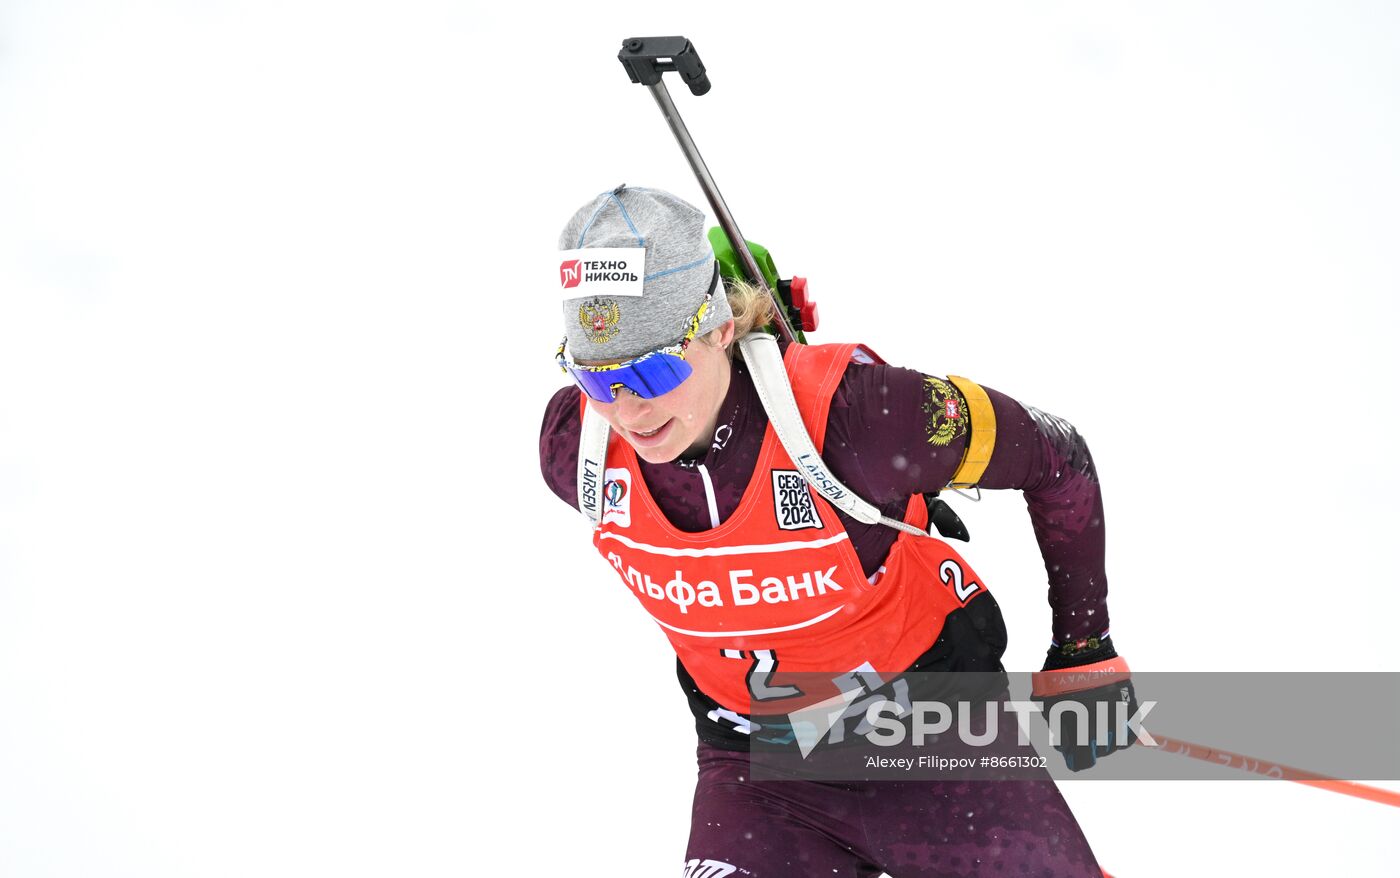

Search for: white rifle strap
xmin=739 ymin=332 xmax=929 ymax=539
xmin=577 ymin=404 xmax=611 ymax=526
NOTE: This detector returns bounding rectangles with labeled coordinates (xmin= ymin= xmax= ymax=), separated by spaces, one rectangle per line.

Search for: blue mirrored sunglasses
xmin=556 ymin=343 xmax=695 ymax=402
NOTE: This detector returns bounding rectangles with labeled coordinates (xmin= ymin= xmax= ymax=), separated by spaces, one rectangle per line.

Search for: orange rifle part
xmin=1151 ymin=734 xmax=1400 ymax=808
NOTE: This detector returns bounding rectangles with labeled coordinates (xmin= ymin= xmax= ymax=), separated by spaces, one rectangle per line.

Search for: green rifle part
xmin=706 ymin=227 xmax=808 ymax=344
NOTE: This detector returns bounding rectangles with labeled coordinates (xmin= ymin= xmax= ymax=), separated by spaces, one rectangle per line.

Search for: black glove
xmin=1031 ymin=636 xmax=1137 ymax=772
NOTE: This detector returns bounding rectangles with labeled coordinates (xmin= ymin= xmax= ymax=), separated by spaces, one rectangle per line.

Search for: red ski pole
xmin=1151 ymin=734 xmax=1400 ymax=808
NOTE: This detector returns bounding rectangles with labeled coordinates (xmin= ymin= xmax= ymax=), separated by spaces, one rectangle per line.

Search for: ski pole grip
xmin=618 ymin=36 xmax=711 ymax=96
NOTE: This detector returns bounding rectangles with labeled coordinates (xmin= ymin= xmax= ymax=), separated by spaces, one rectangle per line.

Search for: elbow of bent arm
xmin=1020 ymin=403 xmax=1099 ymax=485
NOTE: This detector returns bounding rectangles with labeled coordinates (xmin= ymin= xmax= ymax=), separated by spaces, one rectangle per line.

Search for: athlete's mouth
xmin=625 ymin=419 xmax=674 ymax=445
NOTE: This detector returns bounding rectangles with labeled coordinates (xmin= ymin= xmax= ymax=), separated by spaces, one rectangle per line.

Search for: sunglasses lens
xmin=567 ymin=353 xmax=693 ymax=402
xmin=629 ymin=354 xmax=691 ymax=397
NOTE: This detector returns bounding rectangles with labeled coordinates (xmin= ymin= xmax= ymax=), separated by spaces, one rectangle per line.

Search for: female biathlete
xmin=540 ymin=186 xmax=1130 ymax=877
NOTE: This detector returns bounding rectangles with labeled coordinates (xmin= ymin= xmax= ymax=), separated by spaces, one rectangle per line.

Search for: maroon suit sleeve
xmin=829 ymin=363 xmax=1110 ymax=648
xmin=539 ymin=385 xmax=583 ymax=510
xmin=977 ymin=388 xmax=1110 ymax=648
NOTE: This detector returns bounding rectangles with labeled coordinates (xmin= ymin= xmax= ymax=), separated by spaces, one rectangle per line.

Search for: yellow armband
xmin=946 ymin=376 xmax=996 ymax=488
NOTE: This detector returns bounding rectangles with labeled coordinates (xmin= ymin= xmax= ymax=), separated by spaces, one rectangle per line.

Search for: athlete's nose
xmin=613 ymin=387 xmax=653 ymax=422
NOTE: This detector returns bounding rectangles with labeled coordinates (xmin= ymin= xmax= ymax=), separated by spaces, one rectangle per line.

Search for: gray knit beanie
xmin=557 ymin=185 xmax=732 ymax=361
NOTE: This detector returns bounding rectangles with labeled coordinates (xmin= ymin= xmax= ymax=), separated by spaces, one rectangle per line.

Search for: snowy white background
xmin=2 ymin=1 xmax=1398 ymax=875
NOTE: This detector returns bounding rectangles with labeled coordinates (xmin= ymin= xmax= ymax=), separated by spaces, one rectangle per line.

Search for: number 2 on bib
xmin=939 ymin=558 xmax=980 ymax=602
